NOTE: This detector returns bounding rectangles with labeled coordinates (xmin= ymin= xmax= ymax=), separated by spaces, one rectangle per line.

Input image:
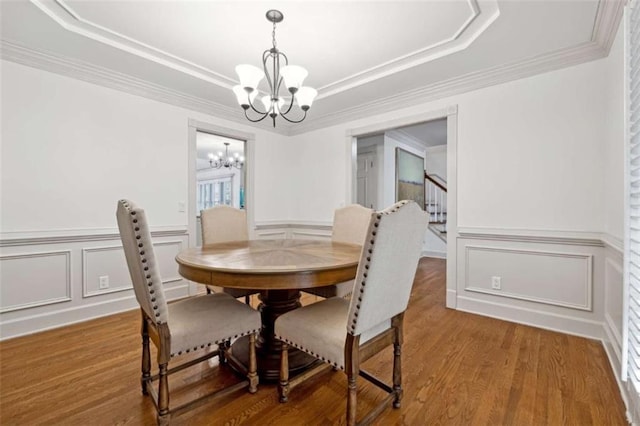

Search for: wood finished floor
xmin=0 ymin=258 xmax=627 ymax=425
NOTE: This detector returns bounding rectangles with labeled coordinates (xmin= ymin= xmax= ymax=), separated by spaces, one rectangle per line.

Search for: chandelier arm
xmin=247 ymin=96 xmax=268 ymax=115
xmin=279 ymin=109 xmax=308 ymax=124
xmin=280 ymin=94 xmax=296 ymax=116
xmin=274 ymin=51 xmax=288 ymax=96
xmin=263 ymin=50 xmax=275 ymax=95
xmin=244 ymin=108 xmax=270 ymax=123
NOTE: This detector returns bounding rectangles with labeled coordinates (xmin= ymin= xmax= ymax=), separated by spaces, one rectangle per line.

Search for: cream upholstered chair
xmin=117 ymin=199 xmax=260 ymax=425
xmin=275 ymin=201 xmax=427 ymax=425
xmin=303 ymin=204 xmax=373 ymax=299
xmin=200 ymin=205 xmax=258 ymax=304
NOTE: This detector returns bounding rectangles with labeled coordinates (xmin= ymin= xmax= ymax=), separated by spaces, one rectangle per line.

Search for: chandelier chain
xmin=272 ymin=21 xmax=277 ymax=49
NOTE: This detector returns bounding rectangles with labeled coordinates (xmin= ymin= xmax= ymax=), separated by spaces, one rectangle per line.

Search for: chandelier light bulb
xmin=232 ymin=85 xmax=257 ymax=108
xmin=295 ymin=87 xmax=318 ymax=110
xmin=280 ymin=65 xmax=308 ymax=92
xmin=235 ymin=65 xmax=264 ymax=91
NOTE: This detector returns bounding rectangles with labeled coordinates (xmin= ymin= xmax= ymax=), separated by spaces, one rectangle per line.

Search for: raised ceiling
xmin=0 ymin=0 xmax=623 ymax=135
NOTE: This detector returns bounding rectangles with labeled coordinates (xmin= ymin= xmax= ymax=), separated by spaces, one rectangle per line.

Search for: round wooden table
xmin=175 ymin=239 xmax=361 ymax=381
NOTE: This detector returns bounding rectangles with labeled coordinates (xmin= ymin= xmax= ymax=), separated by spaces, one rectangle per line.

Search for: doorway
xmin=187 ymin=119 xmax=256 ymax=294
xmin=347 ymin=106 xmax=458 ymax=309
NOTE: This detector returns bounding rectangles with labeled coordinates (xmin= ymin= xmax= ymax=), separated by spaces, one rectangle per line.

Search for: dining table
xmin=175 ymin=238 xmax=361 ymax=381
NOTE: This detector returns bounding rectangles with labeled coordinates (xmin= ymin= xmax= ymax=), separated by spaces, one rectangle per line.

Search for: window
xmin=197 ymin=177 xmax=233 ymax=212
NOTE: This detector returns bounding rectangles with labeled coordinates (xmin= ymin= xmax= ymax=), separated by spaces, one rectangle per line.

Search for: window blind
xmin=625 ymin=0 xmax=640 ymax=391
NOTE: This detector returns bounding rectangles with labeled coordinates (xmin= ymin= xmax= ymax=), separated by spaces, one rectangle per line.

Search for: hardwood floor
xmin=0 ymin=258 xmax=627 ymax=425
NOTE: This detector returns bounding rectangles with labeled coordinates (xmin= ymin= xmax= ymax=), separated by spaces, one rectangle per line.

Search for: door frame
xmin=344 ymin=105 xmax=458 ymax=308
xmin=187 ymin=119 xmax=256 ymax=295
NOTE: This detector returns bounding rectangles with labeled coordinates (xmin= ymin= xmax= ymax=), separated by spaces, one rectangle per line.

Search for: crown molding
xmin=34 ymin=0 xmax=499 ymax=101
xmin=315 ymin=0 xmax=500 ymax=99
xmin=591 ymin=0 xmax=627 ymax=51
xmin=0 ymin=41 xmax=290 ymax=136
xmin=288 ymin=40 xmax=606 ymax=135
xmin=2 ymin=0 xmax=622 ymax=137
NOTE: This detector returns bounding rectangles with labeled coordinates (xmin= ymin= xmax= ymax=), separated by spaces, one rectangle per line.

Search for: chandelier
xmin=232 ymin=9 xmax=317 ymax=127
xmin=208 ymin=143 xmax=244 ymax=169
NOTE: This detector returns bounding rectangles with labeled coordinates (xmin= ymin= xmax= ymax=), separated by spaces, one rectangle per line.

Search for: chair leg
xmin=393 ymin=341 xmax=403 ymax=408
xmin=141 ymin=314 xmax=151 ymax=395
xmin=206 ymin=287 xmax=213 ymax=294
xmin=279 ymin=343 xmax=290 ymax=403
xmin=218 ymin=341 xmax=227 ymax=364
xmin=345 ymin=334 xmax=360 ymax=426
xmin=347 ymin=374 xmax=357 ymax=426
xmin=157 ymin=363 xmax=170 ymax=425
xmin=248 ymin=333 xmax=258 ymax=393
xmin=245 ymin=294 xmax=251 ymax=305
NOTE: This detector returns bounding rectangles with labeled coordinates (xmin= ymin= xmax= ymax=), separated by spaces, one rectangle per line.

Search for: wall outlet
xmin=491 ymin=276 xmax=501 ymax=290
xmin=99 ymin=275 xmax=110 ymax=290
xmin=178 ymin=201 xmax=186 ymax=213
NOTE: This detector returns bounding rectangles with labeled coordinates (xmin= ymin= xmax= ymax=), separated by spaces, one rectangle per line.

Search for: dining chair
xmin=275 ymin=200 xmax=427 ymax=425
xmin=117 ymin=199 xmax=260 ymax=425
xmin=200 ymin=205 xmax=258 ymax=304
xmin=303 ymin=204 xmax=373 ymax=299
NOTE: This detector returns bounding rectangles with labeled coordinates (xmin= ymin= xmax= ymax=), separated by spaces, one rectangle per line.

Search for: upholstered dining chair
xmin=117 ymin=199 xmax=260 ymax=425
xmin=303 ymin=204 xmax=373 ymax=299
xmin=275 ymin=201 xmax=427 ymax=425
xmin=200 ymin=205 xmax=258 ymax=304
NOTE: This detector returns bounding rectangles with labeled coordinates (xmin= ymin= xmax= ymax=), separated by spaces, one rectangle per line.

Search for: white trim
xmin=456 ymin=294 xmax=604 ymax=339
xmin=421 ymin=250 xmax=446 ymax=259
xmin=603 ymin=233 xmax=625 ymax=253
xmin=0 ymin=226 xmax=186 ymax=246
xmin=254 ymin=221 xmax=332 ymax=230
xmin=0 ymin=284 xmax=189 ymax=340
xmin=187 ymin=121 xmax=256 ymax=294
xmin=31 ymin=0 xmax=499 ymax=102
xmin=31 ymin=0 xmax=236 ymax=87
xmin=464 ymin=245 xmax=593 ymax=311
xmin=2 ymin=0 xmax=622 ymax=137
xmin=81 ymin=241 xmax=184 ymax=298
xmin=458 ymin=227 xmax=604 ymax=246
xmin=0 ymin=250 xmax=72 ymax=313
xmin=289 ymin=42 xmax=606 ymax=136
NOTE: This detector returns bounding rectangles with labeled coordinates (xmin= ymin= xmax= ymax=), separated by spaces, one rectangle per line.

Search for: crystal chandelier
xmin=208 ymin=142 xmax=244 ymax=169
xmin=232 ymin=10 xmax=317 ymax=127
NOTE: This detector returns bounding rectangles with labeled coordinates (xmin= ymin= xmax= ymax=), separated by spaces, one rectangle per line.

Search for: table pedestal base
xmin=230 ymin=289 xmax=318 ymax=382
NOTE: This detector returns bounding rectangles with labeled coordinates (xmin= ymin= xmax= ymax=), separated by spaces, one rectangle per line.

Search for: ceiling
xmin=0 ymin=1 xmax=623 ymax=135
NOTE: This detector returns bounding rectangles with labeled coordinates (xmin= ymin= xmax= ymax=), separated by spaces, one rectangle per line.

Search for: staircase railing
xmin=425 ymin=172 xmax=447 ymax=223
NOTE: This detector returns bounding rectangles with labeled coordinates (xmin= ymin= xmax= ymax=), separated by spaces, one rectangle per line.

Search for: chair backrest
xmin=347 ymin=201 xmax=427 ymax=336
xmin=116 ymin=199 xmax=168 ymax=324
xmin=332 ymin=204 xmax=374 ymax=245
xmin=201 ymin=205 xmax=249 ymax=245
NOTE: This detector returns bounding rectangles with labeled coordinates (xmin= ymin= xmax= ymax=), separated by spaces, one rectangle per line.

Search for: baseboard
xmin=0 ymin=284 xmax=189 ymax=340
xmin=446 ymin=289 xmax=457 ymax=309
xmin=602 ymin=317 xmax=632 ymax=423
xmin=421 ymin=250 xmax=446 ymax=259
xmin=456 ymin=294 xmax=604 ymax=340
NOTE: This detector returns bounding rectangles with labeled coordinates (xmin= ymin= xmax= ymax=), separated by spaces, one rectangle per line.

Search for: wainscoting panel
xmin=0 ymin=228 xmax=188 ymax=340
xmin=456 ymin=232 xmax=605 ymax=339
xmin=82 ymin=240 xmax=184 ymax=297
xmin=464 ymin=245 xmax=593 ymax=311
xmin=0 ymin=250 xmax=71 ymax=313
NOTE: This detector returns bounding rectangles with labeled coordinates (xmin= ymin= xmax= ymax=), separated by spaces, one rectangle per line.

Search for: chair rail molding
xmin=0 ymin=226 xmax=187 ymax=247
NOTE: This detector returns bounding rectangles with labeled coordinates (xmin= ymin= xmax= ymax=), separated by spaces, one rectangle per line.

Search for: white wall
xmin=284 ymin=44 xmax=619 ymax=342
xmin=0 ymin=60 xmax=288 ymax=338
xmin=425 ymin=145 xmax=447 ymax=181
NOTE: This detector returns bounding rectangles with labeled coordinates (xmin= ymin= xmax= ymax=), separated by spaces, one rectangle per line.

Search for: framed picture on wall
xmin=395 ymin=147 xmax=425 ymax=208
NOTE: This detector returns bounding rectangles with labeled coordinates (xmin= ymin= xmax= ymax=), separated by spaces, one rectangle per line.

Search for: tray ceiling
xmin=0 ymin=0 xmax=621 ymax=135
